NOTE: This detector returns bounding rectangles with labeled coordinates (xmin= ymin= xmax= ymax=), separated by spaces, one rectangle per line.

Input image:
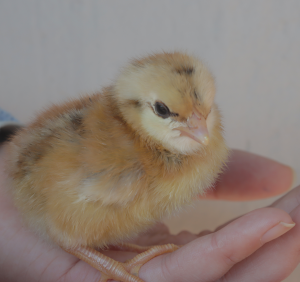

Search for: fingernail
xmin=261 ymin=222 xmax=295 ymax=244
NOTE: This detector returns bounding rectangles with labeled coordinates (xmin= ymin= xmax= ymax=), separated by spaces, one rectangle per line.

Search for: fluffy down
xmin=6 ymin=52 xmax=228 ymax=249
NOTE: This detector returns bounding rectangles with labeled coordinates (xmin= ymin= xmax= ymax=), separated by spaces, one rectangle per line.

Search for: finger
xmin=221 ymin=205 xmax=300 ymax=282
xmin=161 ymin=230 xmax=199 ymax=245
xmin=200 ymin=149 xmax=294 ymax=201
xmin=139 ymin=207 xmax=295 ymax=282
xmin=213 ymin=185 xmax=300 ymax=233
xmin=270 ymin=184 xmax=300 ymax=213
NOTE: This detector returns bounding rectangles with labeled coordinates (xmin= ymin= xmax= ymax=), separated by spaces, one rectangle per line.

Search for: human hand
xmin=0 ymin=146 xmax=298 ymax=282
xmin=138 ymin=194 xmax=299 ymax=282
xmin=138 ymin=151 xmax=299 ymax=282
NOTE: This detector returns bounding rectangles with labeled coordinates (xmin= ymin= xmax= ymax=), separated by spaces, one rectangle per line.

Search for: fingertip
xmin=262 ymin=161 xmax=295 ymax=196
xmin=198 ymin=151 xmax=295 ymax=201
xmin=275 ymin=163 xmax=295 ymax=191
xmin=260 ymin=221 xmax=295 ymax=244
xmin=246 ymin=207 xmax=294 ymax=228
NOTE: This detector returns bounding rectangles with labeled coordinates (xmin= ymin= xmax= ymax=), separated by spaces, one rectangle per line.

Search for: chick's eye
xmin=154 ymin=102 xmax=170 ymax=119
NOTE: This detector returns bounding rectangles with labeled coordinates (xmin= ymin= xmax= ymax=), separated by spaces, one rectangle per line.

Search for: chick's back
xmin=7 ymin=92 xmax=141 ymax=247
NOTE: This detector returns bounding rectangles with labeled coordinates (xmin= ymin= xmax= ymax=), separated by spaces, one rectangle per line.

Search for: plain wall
xmin=1 ymin=1 xmax=300 ymax=280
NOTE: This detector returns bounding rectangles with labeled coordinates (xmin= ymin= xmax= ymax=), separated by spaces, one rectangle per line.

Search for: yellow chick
xmin=6 ymin=52 xmax=228 ymax=282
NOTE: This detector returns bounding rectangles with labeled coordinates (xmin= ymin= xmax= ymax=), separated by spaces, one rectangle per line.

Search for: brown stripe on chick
xmin=15 ymin=111 xmax=84 ymax=179
xmin=70 ymin=113 xmax=83 ymax=129
xmin=193 ymin=89 xmax=201 ymax=104
xmin=49 ymin=108 xmax=88 ymax=140
xmin=125 ymin=99 xmax=142 ymax=108
xmin=69 ymin=111 xmax=86 ymax=137
xmin=175 ymin=66 xmax=194 ymax=75
xmin=15 ymin=134 xmax=55 ymax=178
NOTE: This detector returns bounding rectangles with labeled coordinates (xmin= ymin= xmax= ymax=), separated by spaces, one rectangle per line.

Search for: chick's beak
xmin=175 ymin=112 xmax=209 ymax=145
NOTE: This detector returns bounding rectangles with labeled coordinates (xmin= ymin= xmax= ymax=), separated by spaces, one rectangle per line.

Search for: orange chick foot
xmin=64 ymin=246 xmax=142 ymax=282
xmin=64 ymin=243 xmax=179 ymax=282
xmin=122 ymin=243 xmax=179 ymax=277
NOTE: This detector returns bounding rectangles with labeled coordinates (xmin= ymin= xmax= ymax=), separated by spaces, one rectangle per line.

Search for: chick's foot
xmin=64 ymin=243 xmax=179 ymax=282
xmin=64 ymin=246 xmax=143 ymax=282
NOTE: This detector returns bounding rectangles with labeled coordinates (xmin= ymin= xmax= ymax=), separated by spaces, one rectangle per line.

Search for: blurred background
xmin=1 ymin=1 xmax=299 ymax=280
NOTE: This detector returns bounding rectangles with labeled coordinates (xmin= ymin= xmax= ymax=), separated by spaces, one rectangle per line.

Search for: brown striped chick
xmin=6 ymin=52 xmax=228 ymax=282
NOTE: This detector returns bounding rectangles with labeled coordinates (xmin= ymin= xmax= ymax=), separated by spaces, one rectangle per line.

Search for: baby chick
xmin=6 ymin=52 xmax=228 ymax=282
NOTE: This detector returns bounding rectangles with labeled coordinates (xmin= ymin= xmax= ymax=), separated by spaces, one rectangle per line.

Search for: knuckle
xmin=210 ymin=232 xmax=239 ymax=267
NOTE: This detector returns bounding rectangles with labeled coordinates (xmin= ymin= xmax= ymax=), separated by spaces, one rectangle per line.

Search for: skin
xmin=0 ymin=145 xmax=299 ymax=282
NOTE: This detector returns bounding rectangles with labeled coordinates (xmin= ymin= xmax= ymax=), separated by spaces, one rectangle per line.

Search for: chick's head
xmin=114 ymin=52 xmax=220 ymax=155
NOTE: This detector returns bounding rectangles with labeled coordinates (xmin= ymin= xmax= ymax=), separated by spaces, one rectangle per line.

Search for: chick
xmin=6 ymin=52 xmax=228 ymax=282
